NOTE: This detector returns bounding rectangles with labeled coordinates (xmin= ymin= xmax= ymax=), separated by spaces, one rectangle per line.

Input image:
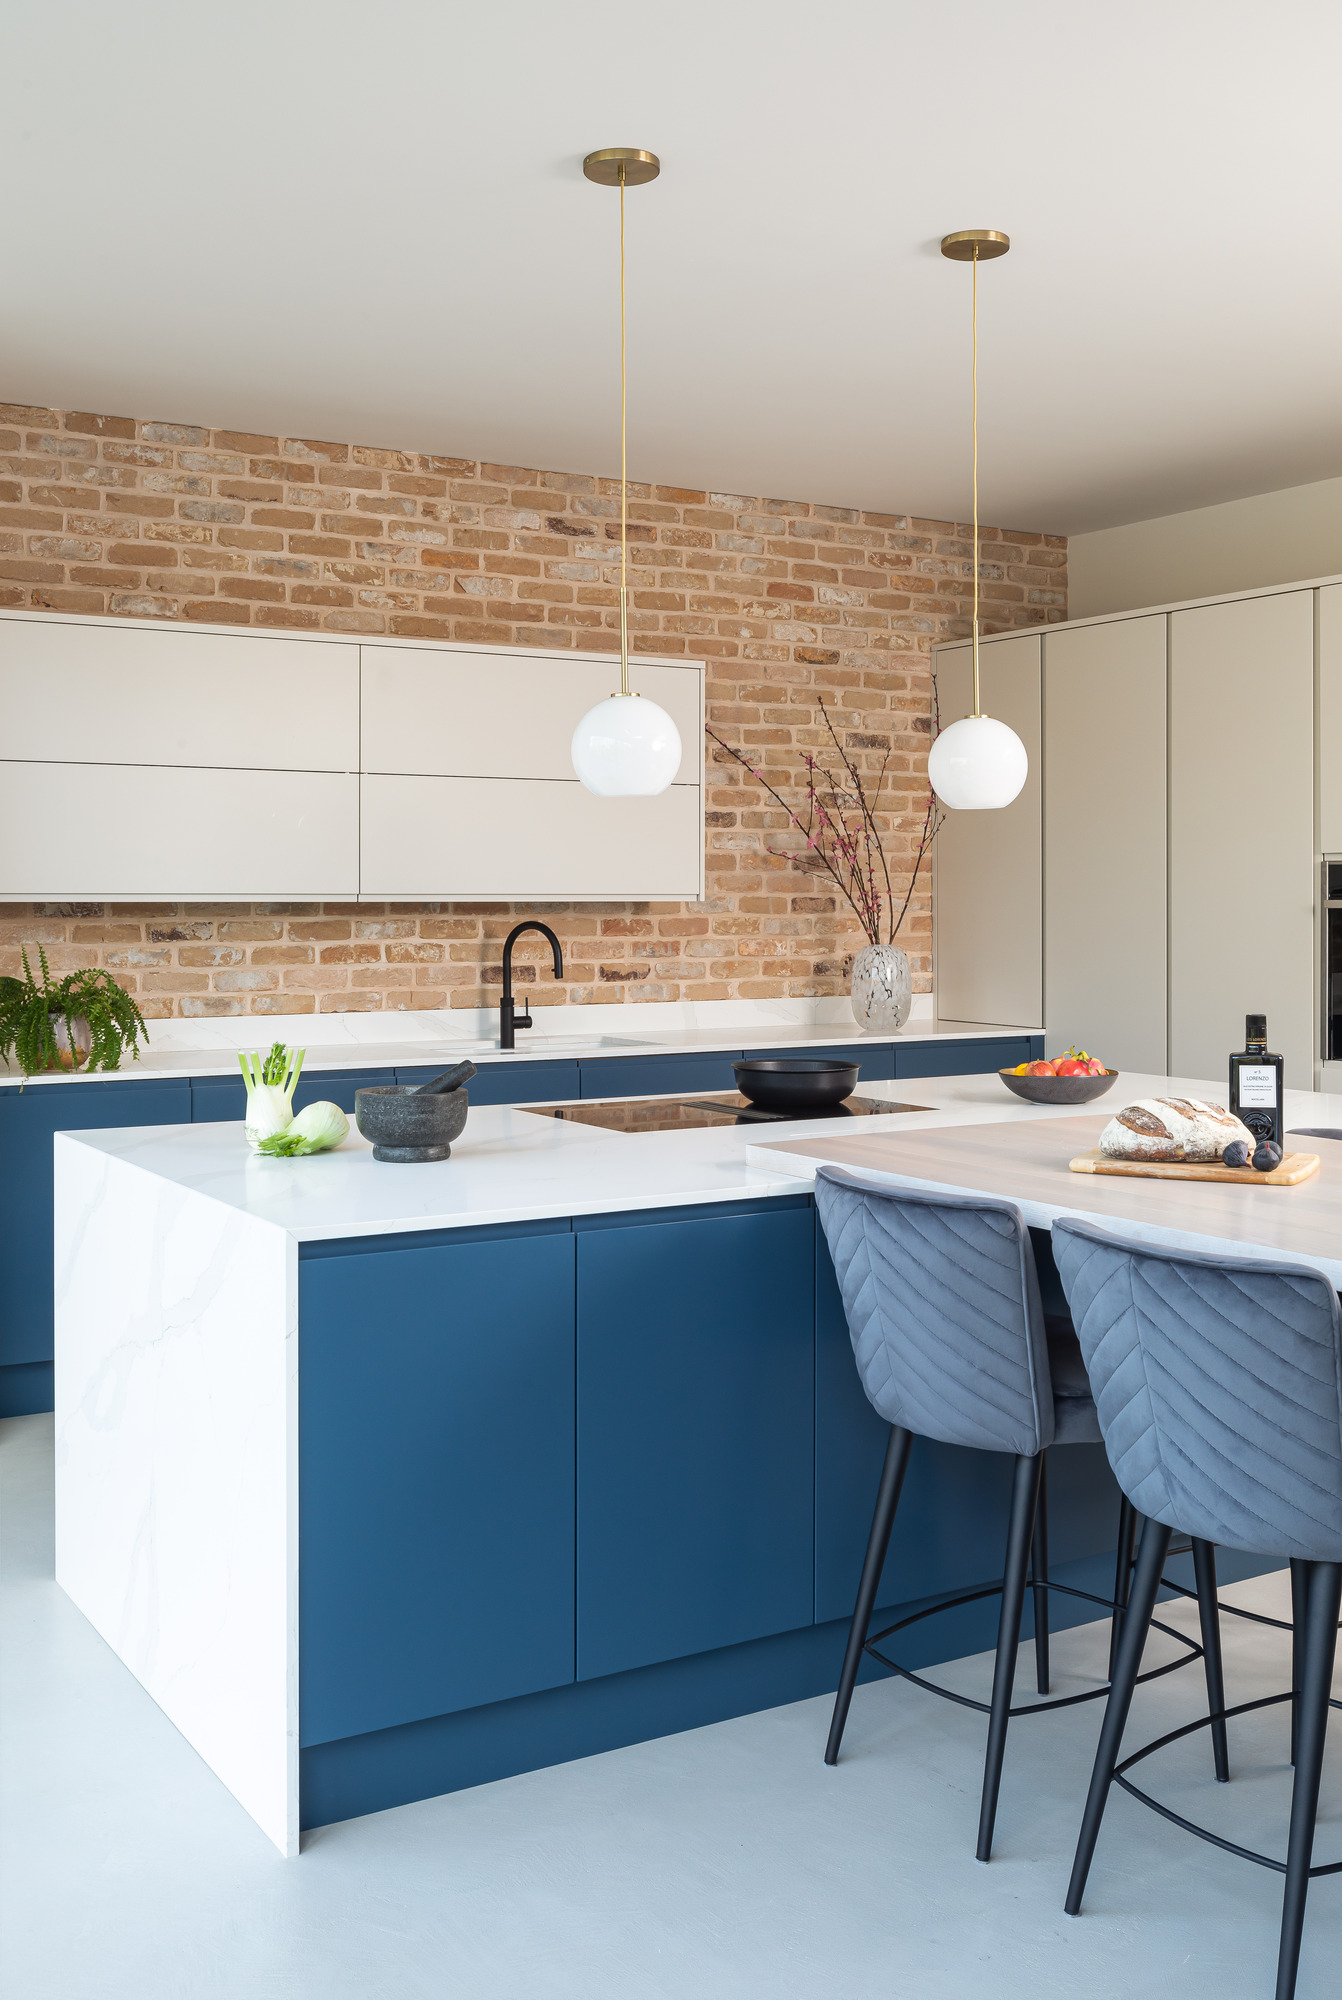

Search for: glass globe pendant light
xmin=571 ymin=148 xmax=682 ymax=797
xmin=926 ymin=229 xmax=1029 ymax=813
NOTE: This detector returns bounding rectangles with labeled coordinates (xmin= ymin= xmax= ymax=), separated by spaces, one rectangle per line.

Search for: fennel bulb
xmin=239 ymin=1042 xmax=305 ymax=1150
xmin=256 ymin=1100 xmax=349 ymax=1157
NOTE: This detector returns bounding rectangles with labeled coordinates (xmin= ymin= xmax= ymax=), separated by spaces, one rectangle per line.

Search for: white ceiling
xmin=7 ymin=1 xmax=1342 ymax=534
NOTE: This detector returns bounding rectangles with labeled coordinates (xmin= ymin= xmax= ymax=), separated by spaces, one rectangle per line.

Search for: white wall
xmin=1068 ymin=474 xmax=1342 ymax=619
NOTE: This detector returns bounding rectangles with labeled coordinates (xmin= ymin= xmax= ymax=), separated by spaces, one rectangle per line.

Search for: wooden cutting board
xmin=1069 ymin=1148 xmax=1319 ymax=1187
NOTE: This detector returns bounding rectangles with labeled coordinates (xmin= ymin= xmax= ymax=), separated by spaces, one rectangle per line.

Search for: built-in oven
xmin=1325 ymin=860 xmax=1342 ymax=1060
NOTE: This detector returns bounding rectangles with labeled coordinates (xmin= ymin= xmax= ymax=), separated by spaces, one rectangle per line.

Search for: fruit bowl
xmin=998 ymin=1068 xmax=1119 ymax=1106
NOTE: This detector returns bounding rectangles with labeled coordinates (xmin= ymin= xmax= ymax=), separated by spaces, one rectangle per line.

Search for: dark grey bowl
xmin=354 ymin=1084 xmax=468 ymax=1163
xmin=998 ymin=1068 xmax=1119 ymax=1106
xmin=734 ymin=1058 xmax=860 ymax=1112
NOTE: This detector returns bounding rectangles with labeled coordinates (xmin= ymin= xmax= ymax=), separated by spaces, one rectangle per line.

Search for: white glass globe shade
xmin=927 ymin=713 xmax=1028 ymax=810
xmin=571 ymin=695 xmax=682 ymax=797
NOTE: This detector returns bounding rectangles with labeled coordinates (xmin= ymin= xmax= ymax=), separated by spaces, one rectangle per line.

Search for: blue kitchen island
xmin=49 ymin=1067 xmax=1157 ymax=1857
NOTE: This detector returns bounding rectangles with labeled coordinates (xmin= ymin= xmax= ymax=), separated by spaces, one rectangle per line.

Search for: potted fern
xmin=0 ymin=946 xmax=149 ymax=1078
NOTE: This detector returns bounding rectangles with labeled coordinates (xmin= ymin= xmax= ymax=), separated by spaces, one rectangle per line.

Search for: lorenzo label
xmin=1237 ymin=1064 xmax=1278 ymax=1108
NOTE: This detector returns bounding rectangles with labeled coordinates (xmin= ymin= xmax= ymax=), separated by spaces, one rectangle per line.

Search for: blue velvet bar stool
xmin=1053 ymin=1218 xmax=1342 ymax=2000
xmin=814 ymin=1166 xmax=1221 ymax=1863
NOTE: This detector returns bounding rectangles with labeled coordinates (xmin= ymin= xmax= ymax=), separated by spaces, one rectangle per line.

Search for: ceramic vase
xmin=47 ymin=1012 xmax=92 ymax=1070
xmin=850 ymin=943 xmax=911 ymax=1033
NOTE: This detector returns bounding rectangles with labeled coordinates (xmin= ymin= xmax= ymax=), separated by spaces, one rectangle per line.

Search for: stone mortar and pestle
xmin=354 ymin=1059 xmax=478 ymax=1163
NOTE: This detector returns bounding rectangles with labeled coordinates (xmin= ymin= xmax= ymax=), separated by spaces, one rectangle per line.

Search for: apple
xmin=1026 ymin=1059 xmax=1057 ymax=1076
xmin=1055 ymin=1058 xmax=1087 ymax=1075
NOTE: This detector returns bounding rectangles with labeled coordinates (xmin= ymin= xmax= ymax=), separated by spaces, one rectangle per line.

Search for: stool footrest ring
xmin=864 ymin=1577 xmax=1203 ymax=1720
xmin=1113 ymin=1691 xmax=1342 ymax=1878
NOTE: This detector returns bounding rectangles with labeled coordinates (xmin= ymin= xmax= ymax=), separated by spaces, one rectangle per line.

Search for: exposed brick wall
xmin=0 ymin=403 xmax=1066 ymax=1018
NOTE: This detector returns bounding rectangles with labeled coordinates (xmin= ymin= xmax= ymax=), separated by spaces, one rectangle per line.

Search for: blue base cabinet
xmin=298 ymin=1222 xmax=577 ymax=1748
xmin=575 ymin=1198 xmax=815 ymax=1680
xmin=294 ymin=1190 xmax=1169 ymax=1834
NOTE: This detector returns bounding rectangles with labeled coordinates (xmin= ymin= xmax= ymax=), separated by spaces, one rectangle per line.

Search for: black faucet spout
xmin=500 ymin=921 xmax=564 ymax=1050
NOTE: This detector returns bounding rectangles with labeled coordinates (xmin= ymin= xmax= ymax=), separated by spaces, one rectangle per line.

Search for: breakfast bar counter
xmin=53 ymin=1069 xmax=1325 ymax=1854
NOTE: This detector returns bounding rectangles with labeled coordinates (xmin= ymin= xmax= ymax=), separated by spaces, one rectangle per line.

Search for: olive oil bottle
xmin=1228 ymin=1014 xmax=1283 ymax=1147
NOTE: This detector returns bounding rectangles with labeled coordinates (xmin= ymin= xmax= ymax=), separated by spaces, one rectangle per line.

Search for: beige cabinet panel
xmin=1043 ymin=617 xmax=1168 ymax=1072
xmin=1169 ymin=591 xmax=1314 ymax=1087
xmin=1319 ymin=585 xmax=1342 ymax=854
xmin=361 ymin=643 xmax=702 ymax=782
xmin=932 ymin=634 xmax=1043 ymax=1026
xmin=0 ymin=763 xmax=358 ymax=900
xmin=361 ymin=774 xmax=702 ymax=901
xmin=0 ymin=615 xmax=357 ymax=770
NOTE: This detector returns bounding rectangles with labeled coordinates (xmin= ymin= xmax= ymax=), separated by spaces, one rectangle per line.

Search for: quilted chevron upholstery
xmin=815 ymin=1166 xmax=1100 ymax=1455
xmin=1052 ymin=1219 xmax=1342 ymax=1560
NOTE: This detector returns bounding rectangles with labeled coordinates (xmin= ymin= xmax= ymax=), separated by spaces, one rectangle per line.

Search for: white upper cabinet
xmin=0 ymin=615 xmax=357 ymax=770
xmin=932 ymin=634 xmax=1042 ymax=1027
xmin=361 ymin=643 xmax=700 ymax=784
xmin=0 ymin=612 xmax=704 ymax=902
xmin=1168 ymin=591 xmax=1315 ymax=1088
xmin=358 ymin=641 xmax=703 ymax=901
xmin=1043 ymin=616 xmax=1168 ymax=1072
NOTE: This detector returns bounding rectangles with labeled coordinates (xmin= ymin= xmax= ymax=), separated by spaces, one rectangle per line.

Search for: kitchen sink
xmin=423 ymin=1036 xmax=650 ymax=1057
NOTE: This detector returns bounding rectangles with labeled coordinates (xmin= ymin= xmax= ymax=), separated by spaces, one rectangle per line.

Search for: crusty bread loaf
xmin=1099 ymin=1097 xmax=1254 ymax=1162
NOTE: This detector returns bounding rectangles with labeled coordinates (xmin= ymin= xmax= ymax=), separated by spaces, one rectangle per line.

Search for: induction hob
xmin=521 ymin=1090 xmax=932 ymax=1133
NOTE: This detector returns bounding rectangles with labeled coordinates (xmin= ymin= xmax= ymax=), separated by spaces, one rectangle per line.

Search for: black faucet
xmin=500 ymin=921 xmax=564 ymax=1049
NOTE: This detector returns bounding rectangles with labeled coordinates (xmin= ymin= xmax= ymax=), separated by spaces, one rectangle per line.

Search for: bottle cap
xmin=1246 ymin=1014 xmax=1267 ymax=1041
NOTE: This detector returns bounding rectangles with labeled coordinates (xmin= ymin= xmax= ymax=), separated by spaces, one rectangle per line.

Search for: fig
xmin=1221 ymin=1140 xmax=1250 ymax=1169
xmin=1252 ymin=1141 xmax=1284 ymax=1173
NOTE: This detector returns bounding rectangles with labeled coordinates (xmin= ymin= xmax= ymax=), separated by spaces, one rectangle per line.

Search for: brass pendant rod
xmin=971 ymin=242 xmax=980 ymax=718
xmin=618 ymin=163 xmax=630 ymax=699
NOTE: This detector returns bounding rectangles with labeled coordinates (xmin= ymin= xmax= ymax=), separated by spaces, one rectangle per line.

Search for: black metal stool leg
xmin=1109 ymin=1494 xmax=1138 ymax=1680
xmin=1066 ymin=1514 xmax=1172 ymax=1914
xmin=1031 ymin=1451 xmax=1050 ymax=1697
xmin=1276 ymin=1561 xmax=1342 ymax=2000
xmin=824 ymin=1425 xmax=912 ymax=1765
xmin=976 ymin=1451 xmax=1043 ymax=1862
xmin=1290 ymin=1557 xmax=1308 ymax=1765
xmin=1192 ymin=1539 xmax=1229 ymax=1782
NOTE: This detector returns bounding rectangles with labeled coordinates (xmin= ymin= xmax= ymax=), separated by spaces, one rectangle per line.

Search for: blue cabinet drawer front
xmin=893 ymin=1035 xmax=1040 ymax=1079
xmin=742 ymin=1042 xmax=895 ymax=1084
xmin=577 ymin=1205 xmax=815 ymax=1681
xmin=0 ymin=1079 xmax=191 ymax=1369
xmin=579 ymin=1053 xmax=743 ymax=1099
xmin=193 ymin=1067 xmax=396 ymax=1123
xmin=461 ymin=1061 xmax=580 ymax=1106
xmin=299 ymin=1232 xmax=577 ymax=1746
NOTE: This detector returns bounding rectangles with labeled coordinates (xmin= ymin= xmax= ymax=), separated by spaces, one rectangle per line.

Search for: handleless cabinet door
xmin=932 ymin=634 xmax=1042 ymax=1027
xmin=360 ymin=773 xmax=702 ymax=901
xmin=361 ymin=642 xmax=700 ymax=782
xmin=1043 ymin=617 xmax=1168 ymax=1072
xmin=1169 ymin=591 xmax=1314 ymax=1087
xmin=0 ymin=764 xmax=359 ymax=899
xmin=0 ymin=616 xmax=357 ymax=769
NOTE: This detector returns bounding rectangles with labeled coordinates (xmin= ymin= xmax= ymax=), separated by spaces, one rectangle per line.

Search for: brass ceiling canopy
xmin=940 ymin=228 xmax=1010 ymax=262
xmin=583 ymin=147 xmax=660 ymax=187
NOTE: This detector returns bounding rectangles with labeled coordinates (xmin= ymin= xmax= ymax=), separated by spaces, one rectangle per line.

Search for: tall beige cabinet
xmin=932 ymin=574 xmax=1338 ymax=1089
xmin=1042 ymin=616 xmax=1167 ymax=1074
xmin=1168 ymin=592 xmax=1314 ymax=1087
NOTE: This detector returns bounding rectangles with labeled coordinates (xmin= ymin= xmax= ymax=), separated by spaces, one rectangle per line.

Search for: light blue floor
xmin=5 ymin=1409 xmax=1341 ymax=2000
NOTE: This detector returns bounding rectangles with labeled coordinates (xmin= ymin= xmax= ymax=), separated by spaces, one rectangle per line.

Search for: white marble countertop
xmin=57 ymin=1068 xmax=1338 ymax=1250
xmin=1 ymin=1012 xmax=1042 ymax=1088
